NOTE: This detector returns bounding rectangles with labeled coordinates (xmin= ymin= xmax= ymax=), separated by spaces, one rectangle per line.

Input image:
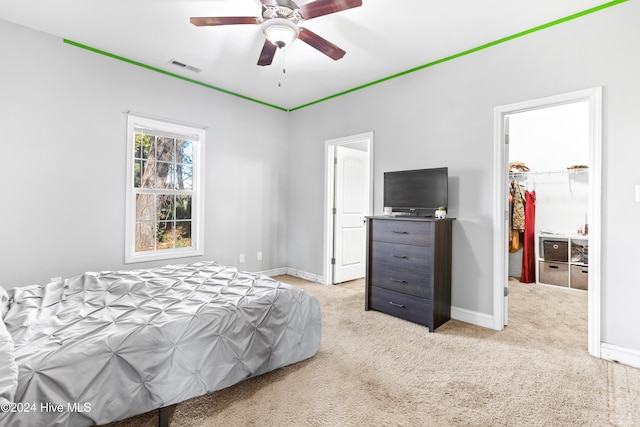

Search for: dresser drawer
xmin=369 ymin=286 xmax=431 ymax=327
xmin=372 ymin=241 xmax=431 ymax=272
xmin=371 ymin=220 xmax=431 ymax=246
xmin=371 ymin=262 xmax=432 ymax=299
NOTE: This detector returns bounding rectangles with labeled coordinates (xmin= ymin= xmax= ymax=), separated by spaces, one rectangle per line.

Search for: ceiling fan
xmin=190 ymin=0 xmax=363 ymax=66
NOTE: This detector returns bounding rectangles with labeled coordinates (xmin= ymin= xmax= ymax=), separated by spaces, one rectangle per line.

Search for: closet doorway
xmin=508 ymin=102 xmax=589 ymax=285
xmin=493 ymin=88 xmax=602 ymax=358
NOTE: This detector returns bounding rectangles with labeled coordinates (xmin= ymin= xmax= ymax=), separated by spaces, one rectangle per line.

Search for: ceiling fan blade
xmin=299 ymin=0 xmax=363 ymax=20
xmin=190 ymin=16 xmax=261 ymax=26
xmin=257 ymin=39 xmax=278 ymax=66
xmin=298 ymin=28 xmax=346 ymax=60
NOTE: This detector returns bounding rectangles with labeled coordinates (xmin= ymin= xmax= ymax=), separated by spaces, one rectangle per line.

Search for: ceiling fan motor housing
xmin=262 ymin=0 xmax=303 ymax=23
xmin=261 ymin=17 xmax=300 ymax=47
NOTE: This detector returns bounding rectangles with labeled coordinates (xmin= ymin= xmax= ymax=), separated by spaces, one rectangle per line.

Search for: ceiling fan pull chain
xmin=278 ymin=46 xmax=287 ymax=88
xmin=282 ymin=46 xmax=287 ymax=75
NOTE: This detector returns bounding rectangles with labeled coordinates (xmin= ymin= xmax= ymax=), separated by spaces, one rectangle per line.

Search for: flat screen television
xmin=383 ymin=167 xmax=448 ymax=217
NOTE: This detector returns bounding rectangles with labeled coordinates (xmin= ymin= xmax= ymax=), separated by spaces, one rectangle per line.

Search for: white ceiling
xmin=0 ymin=0 xmax=612 ymax=110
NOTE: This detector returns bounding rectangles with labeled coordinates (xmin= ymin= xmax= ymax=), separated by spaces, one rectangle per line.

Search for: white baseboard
xmin=255 ymin=268 xmax=640 ymax=370
xmin=451 ymin=306 xmax=495 ymax=329
xmin=256 ymin=267 xmax=326 ymax=284
xmin=260 ymin=267 xmax=498 ymax=329
xmin=600 ymin=343 xmax=640 ymax=369
xmin=283 ymin=268 xmax=325 ymax=284
xmin=255 ymin=267 xmax=287 ymax=277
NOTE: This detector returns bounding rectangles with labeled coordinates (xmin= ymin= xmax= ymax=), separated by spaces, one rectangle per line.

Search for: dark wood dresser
xmin=365 ymin=216 xmax=454 ymax=332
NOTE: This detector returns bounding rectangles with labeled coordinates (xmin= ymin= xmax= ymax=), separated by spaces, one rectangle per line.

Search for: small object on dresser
xmin=435 ymin=206 xmax=447 ymax=219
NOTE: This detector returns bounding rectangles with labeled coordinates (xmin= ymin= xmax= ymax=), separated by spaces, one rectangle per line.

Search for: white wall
xmin=0 ymin=19 xmax=290 ymax=288
xmin=287 ymin=1 xmax=640 ymax=351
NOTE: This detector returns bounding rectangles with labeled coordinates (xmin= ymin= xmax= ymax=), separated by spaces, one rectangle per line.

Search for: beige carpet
xmin=104 ymin=277 xmax=640 ymax=427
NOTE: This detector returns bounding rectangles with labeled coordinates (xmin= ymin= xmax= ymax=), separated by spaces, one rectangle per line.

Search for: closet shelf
xmin=509 ymin=168 xmax=588 ymax=177
xmin=509 ymin=168 xmax=588 ymax=192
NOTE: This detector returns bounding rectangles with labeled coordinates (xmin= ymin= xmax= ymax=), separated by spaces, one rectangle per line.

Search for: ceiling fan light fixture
xmin=262 ymin=18 xmax=299 ymax=48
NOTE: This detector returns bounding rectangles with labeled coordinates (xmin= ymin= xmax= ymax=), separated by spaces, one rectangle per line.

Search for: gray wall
xmin=0 ymin=19 xmax=289 ymax=287
xmin=2 ymin=1 xmax=639 ymax=355
xmin=287 ymin=1 xmax=640 ymax=350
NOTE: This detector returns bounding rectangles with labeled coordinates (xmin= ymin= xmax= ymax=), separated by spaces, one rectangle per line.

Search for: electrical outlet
xmin=239 ymin=254 xmax=245 ymax=263
xmin=257 ymin=252 xmax=263 ymax=261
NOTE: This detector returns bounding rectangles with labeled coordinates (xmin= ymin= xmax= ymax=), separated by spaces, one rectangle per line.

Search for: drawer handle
xmin=391 ymin=278 xmax=408 ymax=284
xmin=389 ymin=301 xmax=406 ymax=308
xmin=391 ymin=254 xmax=408 ymax=259
xmin=392 ymin=230 xmax=408 ymax=234
xmin=549 ymin=265 xmax=559 ymax=269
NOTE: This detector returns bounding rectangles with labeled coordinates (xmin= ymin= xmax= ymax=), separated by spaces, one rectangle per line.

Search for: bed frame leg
xmin=158 ymin=407 xmax=169 ymax=427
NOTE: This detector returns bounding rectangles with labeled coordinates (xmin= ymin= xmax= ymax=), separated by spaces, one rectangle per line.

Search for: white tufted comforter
xmin=0 ymin=262 xmax=321 ymax=426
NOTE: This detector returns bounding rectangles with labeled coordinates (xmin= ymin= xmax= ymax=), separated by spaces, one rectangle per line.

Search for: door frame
xmin=492 ymin=87 xmax=602 ymax=357
xmin=323 ymin=132 xmax=374 ymax=285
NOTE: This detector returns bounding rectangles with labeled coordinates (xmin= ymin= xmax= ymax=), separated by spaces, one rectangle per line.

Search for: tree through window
xmin=126 ymin=114 xmax=204 ymax=263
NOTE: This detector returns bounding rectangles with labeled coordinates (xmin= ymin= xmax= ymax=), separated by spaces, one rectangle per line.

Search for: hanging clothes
xmin=520 ymin=190 xmax=537 ymax=283
xmin=509 ymin=180 xmax=525 ymax=253
xmin=511 ymin=180 xmax=525 ymax=231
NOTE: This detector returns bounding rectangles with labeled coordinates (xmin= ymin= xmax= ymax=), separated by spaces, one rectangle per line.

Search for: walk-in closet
xmin=508 ymin=101 xmax=590 ymax=291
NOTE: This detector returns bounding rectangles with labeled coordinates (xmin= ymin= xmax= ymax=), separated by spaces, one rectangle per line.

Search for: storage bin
xmin=571 ymin=265 xmax=588 ymax=290
xmin=539 ymin=261 xmax=569 ymax=287
xmin=542 ymin=240 xmax=568 ymax=262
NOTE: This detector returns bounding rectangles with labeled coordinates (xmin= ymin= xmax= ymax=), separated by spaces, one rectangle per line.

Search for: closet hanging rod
xmin=509 ymin=169 xmax=588 ymax=177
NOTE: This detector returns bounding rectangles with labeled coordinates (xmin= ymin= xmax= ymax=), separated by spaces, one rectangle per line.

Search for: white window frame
xmin=125 ymin=114 xmax=205 ymax=263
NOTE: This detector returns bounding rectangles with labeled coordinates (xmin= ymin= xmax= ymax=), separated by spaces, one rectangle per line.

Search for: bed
xmin=0 ymin=261 xmax=322 ymax=427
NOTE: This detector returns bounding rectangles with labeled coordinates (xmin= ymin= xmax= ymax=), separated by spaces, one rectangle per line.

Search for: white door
xmin=503 ymin=115 xmax=510 ymax=326
xmin=333 ymin=145 xmax=369 ymax=283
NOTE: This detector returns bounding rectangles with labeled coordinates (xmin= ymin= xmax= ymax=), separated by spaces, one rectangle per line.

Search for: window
xmin=125 ymin=114 xmax=205 ymax=263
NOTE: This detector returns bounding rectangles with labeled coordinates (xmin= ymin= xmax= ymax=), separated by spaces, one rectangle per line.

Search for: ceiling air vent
xmin=169 ymin=59 xmax=201 ymax=73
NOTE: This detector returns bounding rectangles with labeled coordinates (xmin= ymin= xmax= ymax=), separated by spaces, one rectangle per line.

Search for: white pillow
xmin=0 ymin=318 xmax=18 ymax=404
xmin=0 ymin=285 xmax=9 ymax=319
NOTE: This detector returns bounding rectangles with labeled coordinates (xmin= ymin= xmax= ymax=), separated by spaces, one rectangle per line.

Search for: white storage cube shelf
xmin=537 ymin=233 xmax=588 ymax=291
